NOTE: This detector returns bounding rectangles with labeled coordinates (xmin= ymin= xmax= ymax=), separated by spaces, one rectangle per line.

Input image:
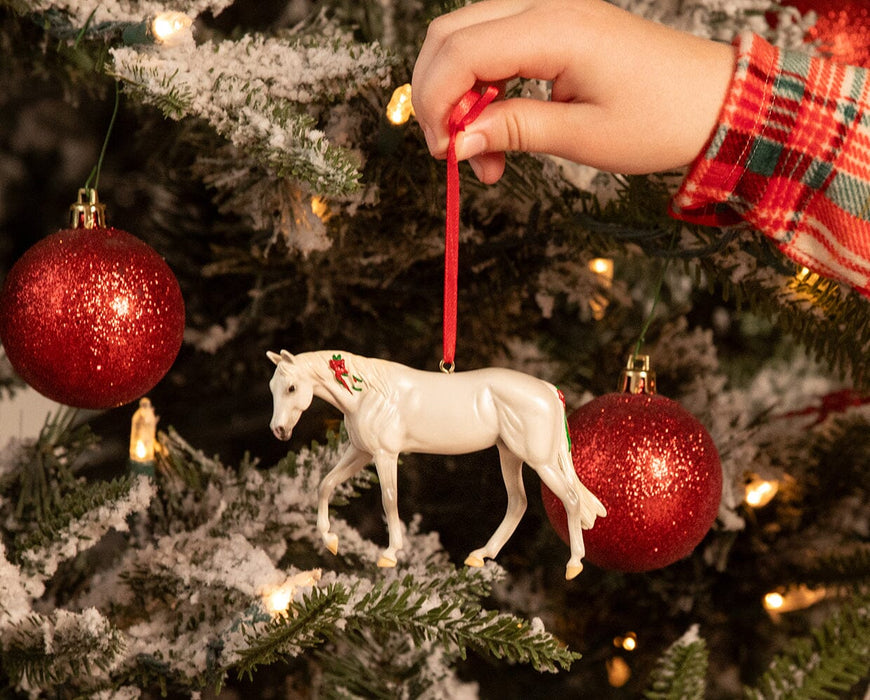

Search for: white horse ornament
xmin=267 ymin=349 xmax=605 ymax=580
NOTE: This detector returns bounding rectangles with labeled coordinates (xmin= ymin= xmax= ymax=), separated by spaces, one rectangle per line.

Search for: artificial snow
xmin=20 ymin=475 xmax=156 ymax=580
xmin=110 ymin=28 xmax=392 ymax=196
xmin=22 ymin=0 xmax=235 ymax=26
xmin=0 ymin=541 xmax=32 ymax=626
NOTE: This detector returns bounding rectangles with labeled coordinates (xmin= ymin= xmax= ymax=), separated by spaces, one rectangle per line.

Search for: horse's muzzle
xmin=272 ymin=425 xmax=291 ymax=441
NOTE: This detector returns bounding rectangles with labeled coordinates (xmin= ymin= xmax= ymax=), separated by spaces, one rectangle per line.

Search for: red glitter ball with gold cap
xmin=0 ymin=190 xmax=184 ymax=409
xmin=542 ymin=357 xmax=722 ymax=573
xmin=785 ymin=0 xmax=870 ymax=68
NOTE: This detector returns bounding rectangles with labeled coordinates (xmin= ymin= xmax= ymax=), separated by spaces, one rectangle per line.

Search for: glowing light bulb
xmin=606 ymin=656 xmax=631 ymax=687
xmin=613 ymin=631 xmax=637 ymax=651
xmin=745 ymin=477 xmax=779 ymax=508
xmin=310 ymin=196 xmax=329 ymax=221
xmin=261 ymin=570 xmax=322 ymax=617
xmin=589 ymin=257 xmax=614 ymax=277
xmin=265 ymin=586 xmax=294 ymax=615
xmin=152 ymin=11 xmax=193 ymax=44
xmin=764 ymin=585 xmax=827 ymax=615
xmin=387 ymin=84 xmax=414 ymax=125
xmin=129 ymin=397 xmax=157 ymax=463
xmin=587 ymin=257 xmax=614 ymax=320
xmin=763 ymin=591 xmax=784 ymax=611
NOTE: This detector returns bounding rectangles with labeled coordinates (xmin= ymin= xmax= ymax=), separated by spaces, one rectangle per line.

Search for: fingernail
xmin=468 ymin=157 xmax=486 ymax=182
xmin=457 ymin=130 xmax=487 ymax=160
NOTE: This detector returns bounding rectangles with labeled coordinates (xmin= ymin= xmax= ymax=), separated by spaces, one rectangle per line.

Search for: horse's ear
xmin=279 ymin=349 xmax=295 ymax=364
xmin=266 ymin=350 xmax=282 ymax=366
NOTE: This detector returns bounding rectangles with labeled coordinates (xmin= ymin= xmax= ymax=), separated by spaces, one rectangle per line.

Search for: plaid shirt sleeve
xmin=669 ymin=33 xmax=870 ymax=299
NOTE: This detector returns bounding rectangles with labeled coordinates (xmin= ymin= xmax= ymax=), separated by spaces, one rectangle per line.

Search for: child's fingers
xmin=413 ymin=3 xmax=585 ymax=156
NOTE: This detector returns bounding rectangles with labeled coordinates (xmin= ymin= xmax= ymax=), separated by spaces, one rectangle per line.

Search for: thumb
xmin=454 ymin=98 xmax=586 ymax=163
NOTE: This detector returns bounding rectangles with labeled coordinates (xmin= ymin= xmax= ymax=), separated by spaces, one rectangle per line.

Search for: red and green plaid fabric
xmin=670 ymin=32 xmax=870 ymax=299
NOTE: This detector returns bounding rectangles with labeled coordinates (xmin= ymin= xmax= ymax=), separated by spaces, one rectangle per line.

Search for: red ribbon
xmin=443 ymin=85 xmax=499 ymax=370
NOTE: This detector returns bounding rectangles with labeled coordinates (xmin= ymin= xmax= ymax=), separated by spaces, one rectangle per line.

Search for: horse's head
xmin=267 ymin=350 xmax=315 ymax=441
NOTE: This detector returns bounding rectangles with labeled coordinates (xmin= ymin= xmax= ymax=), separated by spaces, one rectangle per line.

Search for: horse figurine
xmin=267 ymin=349 xmax=605 ymax=579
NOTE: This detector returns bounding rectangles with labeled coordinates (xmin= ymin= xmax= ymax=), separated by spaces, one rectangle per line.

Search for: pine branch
xmin=317 ymin=629 xmax=473 ymax=700
xmin=570 ymin=173 xmax=870 ymax=388
xmin=6 ymin=406 xmax=94 ymax=523
xmin=347 ymin=571 xmax=579 ymax=673
xmin=14 ymin=474 xmax=154 ymax=578
xmin=110 ymin=32 xmax=394 ymax=196
xmin=781 ymin=544 xmax=870 ymax=590
xmin=233 ymin=583 xmax=350 ymax=681
xmin=231 ymin=567 xmax=578 ymax=697
xmin=745 ymin=593 xmax=870 ymax=699
xmin=644 ymin=625 xmax=708 ymax=700
xmin=712 ymin=264 xmax=870 ymax=389
xmin=1 ymin=608 xmax=125 ymax=691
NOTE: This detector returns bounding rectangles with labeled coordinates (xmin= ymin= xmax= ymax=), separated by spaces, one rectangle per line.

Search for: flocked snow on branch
xmin=0 ymin=424 xmax=579 ymax=697
xmin=8 ymin=0 xmax=235 ymax=26
xmin=111 ymin=30 xmax=393 ymax=196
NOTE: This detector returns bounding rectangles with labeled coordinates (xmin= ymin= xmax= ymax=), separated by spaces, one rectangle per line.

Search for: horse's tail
xmin=554 ymin=388 xmax=606 ymax=529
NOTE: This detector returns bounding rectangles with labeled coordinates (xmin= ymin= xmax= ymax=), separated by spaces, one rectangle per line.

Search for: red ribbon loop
xmin=443 ymin=85 xmax=499 ymax=369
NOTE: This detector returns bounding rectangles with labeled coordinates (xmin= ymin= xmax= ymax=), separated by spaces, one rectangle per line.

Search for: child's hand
xmin=412 ymin=0 xmax=735 ymax=183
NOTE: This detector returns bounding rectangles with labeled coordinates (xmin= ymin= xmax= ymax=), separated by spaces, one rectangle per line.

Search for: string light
xmin=264 ymin=585 xmax=294 ymax=616
xmin=763 ymin=585 xmax=828 ymax=616
xmin=606 ymin=656 xmax=631 ymax=687
xmin=744 ymin=476 xmax=779 ymax=508
xmin=613 ymin=631 xmax=637 ymax=651
xmin=589 ymin=257 xmax=614 ymax=277
xmin=795 ymin=266 xmax=822 ymax=289
xmin=129 ymin=397 xmax=158 ymax=477
xmin=588 ymin=257 xmax=614 ymax=320
xmin=151 ymin=11 xmax=193 ymax=45
xmin=261 ymin=570 xmax=322 ymax=617
xmin=386 ymin=84 xmax=414 ymax=125
xmin=310 ymin=196 xmax=330 ymax=222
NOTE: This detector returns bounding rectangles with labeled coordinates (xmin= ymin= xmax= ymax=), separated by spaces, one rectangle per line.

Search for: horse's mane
xmin=304 ymin=350 xmax=392 ymax=398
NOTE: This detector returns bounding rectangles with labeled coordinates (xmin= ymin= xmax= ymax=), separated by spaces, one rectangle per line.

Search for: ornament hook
xmin=619 ymin=354 xmax=656 ymax=395
xmin=69 ymin=188 xmax=106 ymax=229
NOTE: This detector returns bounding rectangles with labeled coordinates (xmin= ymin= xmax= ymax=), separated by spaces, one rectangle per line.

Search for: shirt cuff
xmin=670 ymin=32 xmax=870 ymax=297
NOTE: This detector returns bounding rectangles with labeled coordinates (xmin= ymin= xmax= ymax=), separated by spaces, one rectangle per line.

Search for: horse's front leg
xmin=317 ymin=444 xmax=372 ymax=556
xmin=466 ymin=442 xmax=526 ymax=568
xmin=373 ymin=450 xmax=403 ymax=568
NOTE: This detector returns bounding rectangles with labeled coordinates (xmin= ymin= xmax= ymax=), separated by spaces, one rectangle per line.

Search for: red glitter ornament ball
xmin=542 ymin=392 xmax=722 ymax=573
xmin=0 ymin=226 xmax=185 ymax=409
xmin=784 ymin=0 xmax=870 ymax=68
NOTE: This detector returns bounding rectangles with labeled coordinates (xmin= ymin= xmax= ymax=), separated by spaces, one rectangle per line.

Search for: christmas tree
xmin=1 ymin=0 xmax=869 ymax=697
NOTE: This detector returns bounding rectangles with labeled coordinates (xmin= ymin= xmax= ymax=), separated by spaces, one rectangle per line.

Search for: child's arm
xmin=411 ymin=0 xmax=735 ymax=183
xmin=413 ymin=0 xmax=870 ymax=297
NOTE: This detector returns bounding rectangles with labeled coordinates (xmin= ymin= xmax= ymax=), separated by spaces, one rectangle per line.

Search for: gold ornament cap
xmin=619 ymin=354 xmax=656 ymax=395
xmin=69 ymin=188 xmax=106 ymax=229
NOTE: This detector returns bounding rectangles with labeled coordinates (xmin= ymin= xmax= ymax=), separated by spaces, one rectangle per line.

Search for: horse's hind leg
xmin=535 ymin=464 xmax=587 ymax=580
xmin=317 ymin=444 xmax=372 ymax=556
xmin=374 ymin=450 xmax=403 ymax=568
xmin=466 ymin=442 xmax=526 ymax=568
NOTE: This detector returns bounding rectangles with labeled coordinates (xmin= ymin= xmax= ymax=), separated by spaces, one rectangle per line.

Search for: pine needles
xmin=644 ymin=625 xmax=708 ymax=700
xmin=746 ymin=592 xmax=870 ymax=699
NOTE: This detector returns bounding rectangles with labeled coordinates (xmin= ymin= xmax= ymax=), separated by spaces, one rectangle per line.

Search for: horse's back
xmin=373 ymin=363 xmax=562 ymax=458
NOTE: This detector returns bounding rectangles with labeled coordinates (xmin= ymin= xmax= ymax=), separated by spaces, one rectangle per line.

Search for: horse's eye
xmin=288 ymin=385 xmax=296 ymax=394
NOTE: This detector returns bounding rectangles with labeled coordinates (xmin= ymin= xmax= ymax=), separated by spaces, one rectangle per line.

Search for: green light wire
xmin=73 ymin=8 xmax=97 ymax=49
xmin=630 ymin=229 xmax=678 ymax=364
xmin=84 ymin=80 xmax=121 ymax=193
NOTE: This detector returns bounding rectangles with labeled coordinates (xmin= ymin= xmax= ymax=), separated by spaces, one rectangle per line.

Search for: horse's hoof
xmin=565 ymin=563 xmax=583 ymax=580
xmin=464 ymin=554 xmax=485 ymax=568
xmin=377 ymin=555 xmax=397 ymax=568
xmin=323 ymin=532 xmax=339 ymax=555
